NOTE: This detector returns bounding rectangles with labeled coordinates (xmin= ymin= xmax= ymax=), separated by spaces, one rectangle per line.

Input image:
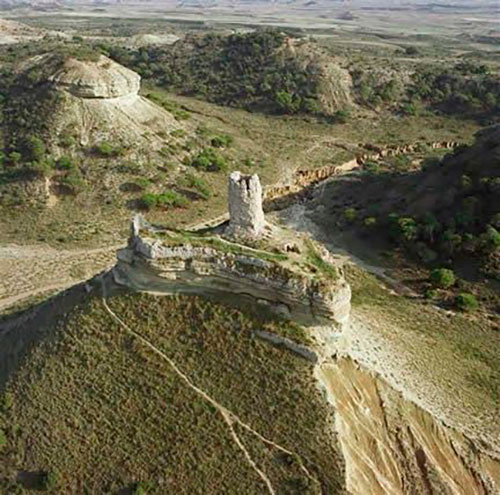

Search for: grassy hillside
xmin=0 ymin=288 xmax=344 ymax=494
xmin=104 ymin=30 xmax=499 ymax=122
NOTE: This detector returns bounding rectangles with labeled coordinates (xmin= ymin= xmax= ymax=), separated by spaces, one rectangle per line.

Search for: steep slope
xmin=306 ymin=124 xmax=500 ymax=279
xmin=0 ymin=284 xmax=345 ymax=494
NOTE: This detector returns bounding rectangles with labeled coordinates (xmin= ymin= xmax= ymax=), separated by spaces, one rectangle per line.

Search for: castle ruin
xmin=226 ymin=171 xmax=265 ymax=239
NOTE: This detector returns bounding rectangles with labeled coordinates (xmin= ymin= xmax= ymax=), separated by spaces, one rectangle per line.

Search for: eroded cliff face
xmin=316 ymin=358 xmax=500 ymax=495
xmin=113 ymin=230 xmax=351 ymax=327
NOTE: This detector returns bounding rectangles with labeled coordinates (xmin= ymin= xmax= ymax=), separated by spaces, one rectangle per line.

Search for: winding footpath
xmin=99 ymin=277 xmax=321 ymax=495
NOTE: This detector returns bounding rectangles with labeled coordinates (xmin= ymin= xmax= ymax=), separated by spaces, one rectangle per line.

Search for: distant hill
xmin=108 ymin=30 xmax=354 ymax=116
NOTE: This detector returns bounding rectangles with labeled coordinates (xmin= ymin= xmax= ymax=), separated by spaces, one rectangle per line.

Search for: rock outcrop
xmin=226 ymin=172 xmax=265 ymax=240
xmin=113 ymin=223 xmax=351 ymax=327
xmin=48 ymin=55 xmax=141 ymax=99
xmin=113 ymin=173 xmax=351 ymax=326
xmin=16 ymin=53 xmax=184 ymax=152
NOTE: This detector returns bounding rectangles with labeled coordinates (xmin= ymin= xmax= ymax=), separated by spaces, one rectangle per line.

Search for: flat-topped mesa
xmin=115 ymin=215 xmax=351 ymax=327
xmin=226 ymin=172 xmax=265 ymax=240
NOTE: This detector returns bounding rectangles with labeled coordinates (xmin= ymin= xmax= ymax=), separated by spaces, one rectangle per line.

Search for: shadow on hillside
xmin=0 ymin=279 xmax=100 ymax=393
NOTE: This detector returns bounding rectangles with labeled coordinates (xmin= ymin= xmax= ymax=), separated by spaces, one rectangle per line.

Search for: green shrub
xmin=210 ymin=134 xmax=233 ymax=148
xmin=26 ymin=159 xmax=55 ymax=177
xmin=1 ymin=392 xmax=13 ymax=411
xmin=456 ymin=293 xmax=479 ymax=312
xmin=95 ymin=141 xmax=123 ymax=157
xmin=244 ymin=157 xmax=256 ymax=168
xmin=344 ymin=208 xmax=357 ymax=223
xmin=174 ymin=109 xmax=190 ymax=121
xmin=133 ymin=481 xmax=154 ymax=495
xmin=39 ymin=470 xmax=59 ymax=491
xmin=275 ymin=90 xmax=301 ymax=114
xmin=170 ymin=129 xmax=187 ymax=139
xmin=363 ymin=217 xmax=377 ymax=228
xmin=58 ymin=170 xmax=85 ymax=192
xmin=190 ymin=148 xmax=227 ymax=172
xmin=430 ymin=268 xmax=456 ymax=289
xmin=184 ymin=173 xmax=211 ymax=200
xmin=362 ymin=162 xmax=380 ymax=174
xmin=425 ymin=289 xmax=438 ymax=300
xmin=140 ymin=190 xmax=189 ymax=210
xmin=9 ymin=151 xmax=21 ymax=165
xmin=482 ymin=226 xmax=500 ymax=251
xmin=59 ymin=134 xmax=76 ymax=148
xmin=140 ymin=193 xmax=158 ymax=210
xmin=23 ymin=136 xmax=46 ymax=163
xmin=389 ymin=214 xmax=418 ymax=243
xmin=0 ymin=429 xmax=6 ymax=450
xmin=57 ymin=155 xmax=73 ymax=170
xmin=333 ymin=109 xmax=350 ymax=123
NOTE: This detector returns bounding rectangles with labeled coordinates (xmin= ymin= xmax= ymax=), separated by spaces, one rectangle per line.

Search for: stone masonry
xmin=227 ymin=171 xmax=265 ymax=239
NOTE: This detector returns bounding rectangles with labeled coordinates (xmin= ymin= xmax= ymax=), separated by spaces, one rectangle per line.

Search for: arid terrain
xmin=0 ymin=3 xmax=498 ymax=494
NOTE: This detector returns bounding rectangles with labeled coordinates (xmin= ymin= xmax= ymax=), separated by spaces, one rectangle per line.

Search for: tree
xmin=96 ymin=141 xmax=114 ymax=157
xmin=275 ymin=90 xmax=301 ymax=114
xmin=456 ymin=293 xmax=479 ymax=312
xmin=8 ymin=151 xmax=21 ymax=165
xmin=23 ymin=136 xmax=46 ymax=163
xmin=57 ymin=156 xmax=73 ymax=170
xmin=430 ymin=268 xmax=456 ymax=289
xmin=396 ymin=217 xmax=419 ymax=243
xmin=482 ymin=226 xmax=500 ymax=252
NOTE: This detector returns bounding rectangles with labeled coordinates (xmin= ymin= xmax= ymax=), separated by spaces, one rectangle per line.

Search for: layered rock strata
xmin=113 ymin=223 xmax=351 ymax=327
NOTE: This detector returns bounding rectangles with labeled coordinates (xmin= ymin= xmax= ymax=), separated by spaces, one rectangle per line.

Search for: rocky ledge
xmin=112 ymin=219 xmax=351 ymax=327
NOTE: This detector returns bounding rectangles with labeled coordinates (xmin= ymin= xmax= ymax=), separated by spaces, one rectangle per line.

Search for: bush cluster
xmin=140 ymin=190 xmax=189 ymax=210
xmin=189 ymin=148 xmax=227 ymax=172
xmin=109 ymin=30 xmax=321 ymax=115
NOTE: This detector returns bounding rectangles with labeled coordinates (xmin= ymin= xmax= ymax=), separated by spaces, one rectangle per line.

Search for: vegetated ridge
xmin=107 ymin=30 xmax=354 ymax=116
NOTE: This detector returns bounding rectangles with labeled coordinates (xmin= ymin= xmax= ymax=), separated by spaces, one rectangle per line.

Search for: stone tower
xmin=227 ymin=171 xmax=265 ymax=239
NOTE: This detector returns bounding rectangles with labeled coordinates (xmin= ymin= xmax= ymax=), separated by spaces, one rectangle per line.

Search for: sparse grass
xmin=345 ymin=264 xmax=500 ymax=424
xmin=0 ymin=86 xmax=480 ymax=247
xmin=305 ymin=240 xmax=339 ymax=281
xmin=0 ymin=293 xmax=343 ymax=494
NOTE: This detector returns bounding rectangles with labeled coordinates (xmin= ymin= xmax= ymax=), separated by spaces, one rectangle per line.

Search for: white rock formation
xmin=48 ymin=55 xmax=140 ymax=99
xmin=227 ymin=172 xmax=265 ymax=239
